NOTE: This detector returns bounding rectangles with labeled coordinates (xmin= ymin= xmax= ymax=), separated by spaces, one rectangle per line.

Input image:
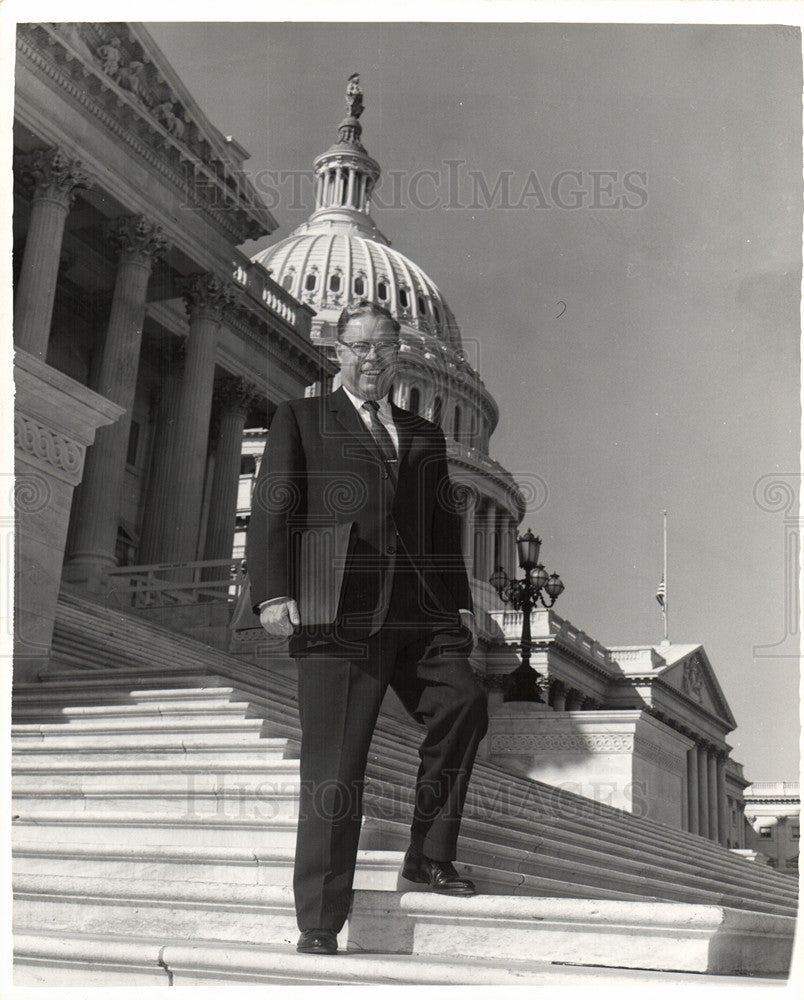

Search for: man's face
xmin=335 ymin=313 xmax=400 ymax=401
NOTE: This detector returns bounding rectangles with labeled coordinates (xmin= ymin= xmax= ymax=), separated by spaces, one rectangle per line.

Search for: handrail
xmin=103 ymin=559 xmax=246 ymax=609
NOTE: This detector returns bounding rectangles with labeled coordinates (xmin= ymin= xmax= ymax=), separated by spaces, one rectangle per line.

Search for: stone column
xmin=697 ymin=744 xmax=710 ymax=839
xmin=549 ymin=679 xmax=567 ymax=711
xmin=484 ymin=502 xmax=497 ymax=582
xmin=565 ymin=688 xmax=585 ymax=711
xmin=686 ymin=745 xmax=699 ymax=834
xmin=138 ymin=274 xmax=234 ymax=571
xmin=63 ymin=216 xmax=167 ymax=588
xmin=202 ymin=375 xmax=259 ymax=574
xmin=14 ymin=147 xmax=90 ymax=359
xmin=506 ymin=516 xmax=518 ymax=578
xmin=346 ymin=168 xmax=356 ymax=208
xmin=494 ymin=509 xmax=507 ymax=578
xmin=137 ymin=353 xmax=183 ymax=565
xmin=473 ymin=499 xmax=486 ymax=580
xmin=460 ymin=491 xmax=474 ymax=577
xmin=708 ymin=751 xmax=719 ymax=843
xmin=716 ymin=753 xmax=729 ymax=847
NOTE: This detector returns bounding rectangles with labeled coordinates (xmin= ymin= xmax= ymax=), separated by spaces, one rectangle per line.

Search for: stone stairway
xmin=11 ymin=591 xmax=798 ymax=984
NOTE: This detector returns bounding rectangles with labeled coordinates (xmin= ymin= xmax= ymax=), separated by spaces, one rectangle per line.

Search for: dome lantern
xmin=312 ymin=73 xmax=382 ymax=223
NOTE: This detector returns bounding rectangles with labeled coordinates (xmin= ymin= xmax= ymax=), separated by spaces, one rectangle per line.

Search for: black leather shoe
xmin=297 ymin=929 xmax=338 ymax=954
xmin=400 ymin=847 xmax=477 ymax=895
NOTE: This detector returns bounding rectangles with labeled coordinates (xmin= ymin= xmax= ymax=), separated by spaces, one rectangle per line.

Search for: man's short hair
xmin=336 ymin=300 xmax=401 ymax=339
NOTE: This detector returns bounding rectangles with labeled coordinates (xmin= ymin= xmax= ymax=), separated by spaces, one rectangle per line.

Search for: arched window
xmin=433 ymin=395 xmax=443 ymax=426
xmin=377 ymin=280 xmax=388 ymax=301
xmin=329 ymin=273 xmax=341 ymax=292
xmin=454 ymin=405 xmax=461 ymax=441
xmin=282 ymin=273 xmax=293 ymax=291
xmin=354 ymin=275 xmax=365 ymax=296
xmin=399 ymin=288 xmax=409 ymax=308
xmin=409 ymin=386 xmax=420 ymax=415
xmin=304 ymin=272 xmax=317 ymax=292
xmin=417 ymin=295 xmax=427 ymax=314
xmin=433 ymin=304 xmax=441 ymax=324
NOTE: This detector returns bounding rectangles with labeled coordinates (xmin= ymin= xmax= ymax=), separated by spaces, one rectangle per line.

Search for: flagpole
xmin=662 ymin=509 xmax=668 ymax=643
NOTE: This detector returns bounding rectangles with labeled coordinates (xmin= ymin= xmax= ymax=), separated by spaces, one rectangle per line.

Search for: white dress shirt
xmin=341 ymin=386 xmax=399 ymax=453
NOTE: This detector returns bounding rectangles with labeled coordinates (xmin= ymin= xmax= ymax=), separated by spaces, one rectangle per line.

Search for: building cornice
xmin=17 ymin=23 xmax=274 ymax=246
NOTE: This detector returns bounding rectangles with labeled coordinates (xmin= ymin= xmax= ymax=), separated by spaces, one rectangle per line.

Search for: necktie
xmin=362 ymin=400 xmax=397 ymax=466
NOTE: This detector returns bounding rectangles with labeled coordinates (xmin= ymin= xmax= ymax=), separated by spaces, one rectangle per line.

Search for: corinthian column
xmin=716 ymin=752 xmax=729 ymax=847
xmin=484 ymin=502 xmax=497 ymax=582
xmin=697 ymin=744 xmax=710 ymax=839
xmin=202 ymin=375 xmax=259 ymax=574
xmin=64 ymin=216 xmax=167 ymax=587
xmin=708 ymin=751 xmax=719 ymax=843
xmin=14 ymin=147 xmax=90 ymax=359
xmin=143 ymin=274 xmax=234 ymax=571
xmin=687 ymin=744 xmax=700 ymax=835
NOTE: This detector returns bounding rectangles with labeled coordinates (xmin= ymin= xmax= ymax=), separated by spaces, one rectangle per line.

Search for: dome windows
xmin=399 ymin=287 xmax=409 ymax=309
xmin=377 ymin=279 xmax=389 ymax=301
xmin=282 ymin=273 xmax=293 ymax=291
xmin=329 ymin=272 xmax=342 ymax=293
xmin=417 ymin=294 xmax=427 ymax=315
xmin=354 ymin=273 xmax=365 ymax=296
xmin=433 ymin=304 xmax=441 ymax=324
xmin=304 ymin=271 xmax=318 ymax=292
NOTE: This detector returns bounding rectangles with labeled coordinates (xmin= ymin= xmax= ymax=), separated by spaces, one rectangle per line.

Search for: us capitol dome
xmin=252 ymin=75 xmax=526 ymax=603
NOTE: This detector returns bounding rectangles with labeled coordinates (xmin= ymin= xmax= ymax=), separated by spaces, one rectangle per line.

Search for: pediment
xmin=657 ymin=647 xmax=736 ymax=728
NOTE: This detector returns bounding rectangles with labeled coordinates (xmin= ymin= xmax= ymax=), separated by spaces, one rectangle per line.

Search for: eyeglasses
xmin=338 ymin=339 xmax=400 ymax=359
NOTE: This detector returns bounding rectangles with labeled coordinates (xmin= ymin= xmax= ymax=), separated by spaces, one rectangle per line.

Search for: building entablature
xmin=17 ymin=23 xmax=275 ymax=249
xmin=606 ymin=676 xmax=733 ymax=750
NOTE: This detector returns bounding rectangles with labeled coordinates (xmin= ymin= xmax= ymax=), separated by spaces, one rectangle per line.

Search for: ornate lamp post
xmin=489 ymin=529 xmax=564 ymax=702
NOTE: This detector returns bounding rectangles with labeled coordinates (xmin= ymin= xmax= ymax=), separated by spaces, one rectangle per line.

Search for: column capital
xmin=213 ymin=374 xmax=262 ymax=417
xmin=15 ymin=146 xmax=91 ymax=209
xmin=106 ymin=214 xmax=168 ymax=267
xmin=182 ymin=273 xmax=236 ymax=320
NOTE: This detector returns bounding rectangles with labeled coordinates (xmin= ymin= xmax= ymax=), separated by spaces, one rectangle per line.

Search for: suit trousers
xmin=292 ymin=565 xmax=489 ymax=933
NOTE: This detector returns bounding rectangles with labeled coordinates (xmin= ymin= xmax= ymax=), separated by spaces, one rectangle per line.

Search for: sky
xmin=140 ymin=20 xmax=801 ymax=781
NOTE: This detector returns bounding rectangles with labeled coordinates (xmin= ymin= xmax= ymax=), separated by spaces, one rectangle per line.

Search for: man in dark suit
xmin=246 ymin=300 xmax=488 ymax=955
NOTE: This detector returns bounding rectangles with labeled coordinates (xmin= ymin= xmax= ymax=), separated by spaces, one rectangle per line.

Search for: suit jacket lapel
xmin=327 ymin=386 xmax=390 ymax=469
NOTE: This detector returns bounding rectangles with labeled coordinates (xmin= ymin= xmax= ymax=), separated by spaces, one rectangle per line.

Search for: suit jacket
xmin=245 ymin=387 xmax=472 ymax=655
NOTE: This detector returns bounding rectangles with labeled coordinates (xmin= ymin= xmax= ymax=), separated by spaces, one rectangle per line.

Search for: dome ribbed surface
xmin=252 ymin=230 xmax=462 ymax=345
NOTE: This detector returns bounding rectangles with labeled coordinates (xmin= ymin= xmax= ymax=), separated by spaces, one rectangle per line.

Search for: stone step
xmin=13 ymin=843 xmax=404 ymax=890
xmin=18 ymin=930 xmax=786 ymax=987
xmin=13 ymin=698 xmax=257 ymax=723
xmin=39 ymin=600 xmax=799 ymax=907
xmin=13 ymin=698 xmax=795 ymax=913
xmin=11 ymin=718 xmax=266 ymax=746
xmin=12 ymin=811 xmax=302 ymax=850
xmin=13 ymin=684 xmax=248 ymax=704
xmin=14 ymin=759 xmax=300 ymax=782
xmin=13 ymin=875 xmax=794 ymax=976
xmin=32 ymin=661 xmax=797 ymax=900
xmin=12 ymin=785 xmax=303 ymax=820
xmin=13 ymin=747 xmax=791 ymax=915
xmin=12 ymin=742 xmax=295 ymax=767
xmin=12 ymin=802 xmax=791 ymax=917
